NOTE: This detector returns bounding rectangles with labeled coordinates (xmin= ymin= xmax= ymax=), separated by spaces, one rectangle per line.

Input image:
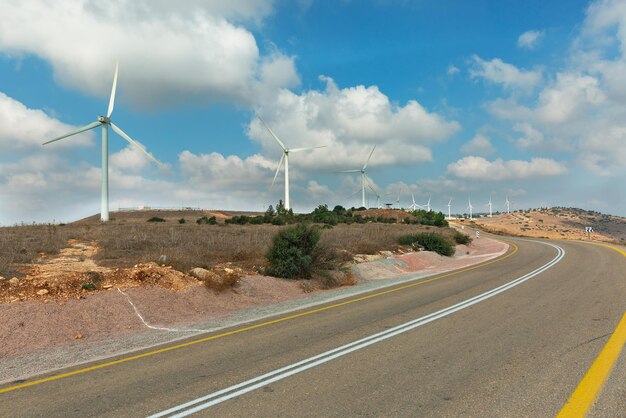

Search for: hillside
xmin=470 ymin=207 xmax=626 ymax=243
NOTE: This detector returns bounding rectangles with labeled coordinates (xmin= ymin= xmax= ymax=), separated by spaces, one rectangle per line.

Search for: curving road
xmin=1 ymin=236 xmax=625 ymax=417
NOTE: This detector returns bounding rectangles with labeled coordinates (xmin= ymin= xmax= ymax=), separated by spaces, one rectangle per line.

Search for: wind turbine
xmin=42 ymin=62 xmax=162 ymax=222
xmin=504 ymin=196 xmax=511 ymax=214
xmin=447 ymin=198 xmax=453 ymax=219
xmin=487 ymin=195 xmax=493 ymax=218
xmin=422 ymin=195 xmax=432 ymax=212
xmin=409 ymin=193 xmax=420 ymax=211
xmin=466 ymin=197 xmax=474 ymax=220
xmin=337 ymin=145 xmax=377 ymax=208
xmin=258 ymin=117 xmax=327 ymax=211
xmin=370 ymin=185 xmax=381 ymax=208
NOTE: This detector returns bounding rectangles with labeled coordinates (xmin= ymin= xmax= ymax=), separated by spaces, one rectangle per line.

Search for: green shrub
xmin=178 ymin=218 xmax=186 ymax=224
xmin=147 ymin=217 xmax=166 ymax=222
xmin=398 ymin=232 xmax=455 ymax=256
xmin=266 ymin=224 xmax=321 ymax=278
xmin=197 ymin=216 xmax=217 ymax=225
xmin=453 ymin=231 xmax=472 ymax=245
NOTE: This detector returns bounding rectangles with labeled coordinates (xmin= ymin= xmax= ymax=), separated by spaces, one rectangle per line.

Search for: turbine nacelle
xmin=98 ymin=116 xmax=111 ymax=124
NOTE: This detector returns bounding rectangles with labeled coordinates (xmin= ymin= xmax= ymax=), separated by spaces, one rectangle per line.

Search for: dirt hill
xmin=469 ymin=207 xmax=626 ymax=243
xmin=73 ymin=209 xmax=263 ymax=224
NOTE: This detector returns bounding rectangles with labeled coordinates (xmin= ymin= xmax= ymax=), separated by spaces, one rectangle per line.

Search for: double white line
xmin=150 ymin=241 xmax=565 ymax=418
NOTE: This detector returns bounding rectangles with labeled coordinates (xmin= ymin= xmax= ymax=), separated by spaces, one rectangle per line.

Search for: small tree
xmin=266 ymin=224 xmax=321 ymax=278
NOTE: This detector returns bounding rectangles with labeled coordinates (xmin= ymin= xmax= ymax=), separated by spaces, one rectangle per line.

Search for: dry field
xmin=470 ymin=207 xmax=626 ymax=243
xmin=0 ymin=215 xmax=456 ymax=302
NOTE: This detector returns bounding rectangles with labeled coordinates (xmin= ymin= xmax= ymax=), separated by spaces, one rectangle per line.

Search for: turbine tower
xmin=43 ymin=62 xmax=162 ymax=222
xmin=505 ymin=196 xmax=511 ymax=214
xmin=258 ymin=117 xmax=327 ymax=211
xmin=410 ymin=193 xmax=419 ymax=211
xmin=467 ymin=197 xmax=474 ymax=220
xmin=422 ymin=195 xmax=432 ymax=212
xmin=488 ymin=195 xmax=493 ymax=218
xmin=337 ymin=145 xmax=377 ymax=208
xmin=447 ymin=198 xmax=453 ymax=219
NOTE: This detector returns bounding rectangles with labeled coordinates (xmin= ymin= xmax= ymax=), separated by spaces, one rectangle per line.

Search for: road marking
xmin=0 ymin=241 xmax=520 ymax=395
xmin=150 ymin=241 xmax=565 ymax=417
xmin=557 ymin=243 xmax=626 ymax=418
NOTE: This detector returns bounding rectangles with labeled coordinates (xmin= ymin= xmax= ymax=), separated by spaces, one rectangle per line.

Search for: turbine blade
xmin=364 ymin=175 xmax=378 ymax=196
xmin=362 ymin=145 xmax=376 ymax=170
xmin=288 ymin=145 xmax=328 ymax=153
xmin=43 ymin=121 xmax=101 ymax=145
xmin=367 ymin=183 xmax=379 ymax=198
xmin=107 ymin=61 xmax=119 ymax=118
xmin=110 ymin=123 xmax=163 ymax=166
xmin=335 ymin=169 xmax=361 ymax=173
xmin=271 ymin=153 xmax=285 ymax=188
xmin=258 ymin=116 xmax=287 ymax=151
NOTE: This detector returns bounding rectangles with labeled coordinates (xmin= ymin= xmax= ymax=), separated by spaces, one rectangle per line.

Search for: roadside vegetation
xmin=398 ymin=232 xmax=456 ymax=256
xmin=0 ymin=201 xmax=454 ymax=279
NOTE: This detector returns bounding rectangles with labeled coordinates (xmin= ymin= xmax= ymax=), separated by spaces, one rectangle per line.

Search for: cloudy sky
xmin=1 ymin=0 xmax=625 ymax=224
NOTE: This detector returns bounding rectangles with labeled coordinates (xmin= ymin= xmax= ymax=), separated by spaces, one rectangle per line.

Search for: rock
xmin=9 ymin=277 xmax=19 ymax=286
xmin=37 ymin=289 xmax=49 ymax=296
xmin=158 ymin=255 xmax=168 ymax=265
xmin=190 ymin=267 xmax=230 ymax=289
xmin=190 ymin=267 xmax=215 ymax=281
xmin=102 ymin=284 xmax=113 ymax=289
xmin=0 ymin=276 xmax=5 ymax=281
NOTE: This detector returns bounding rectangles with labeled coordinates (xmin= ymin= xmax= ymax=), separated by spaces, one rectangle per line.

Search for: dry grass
xmin=0 ymin=224 xmax=92 ymax=277
xmin=0 ymin=222 xmax=452 ymax=277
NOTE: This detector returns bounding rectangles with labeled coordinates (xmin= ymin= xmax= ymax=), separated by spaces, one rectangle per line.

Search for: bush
xmin=197 ymin=216 xmax=217 ymax=225
xmin=178 ymin=218 xmax=186 ymax=224
xmin=398 ymin=232 xmax=455 ymax=256
xmin=453 ymin=231 xmax=472 ymax=245
xmin=266 ymin=224 xmax=321 ymax=278
xmin=147 ymin=217 xmax=166 ymax=222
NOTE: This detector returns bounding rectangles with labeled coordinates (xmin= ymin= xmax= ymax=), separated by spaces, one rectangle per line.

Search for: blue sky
xmin=1 ymin=0 xmax=625 ymax=224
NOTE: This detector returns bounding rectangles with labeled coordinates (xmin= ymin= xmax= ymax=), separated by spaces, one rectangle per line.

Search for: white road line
xmin=118 ymin=288 xmax=213 ymax=333
xmin=149 ymin=241 xmax=565 ymax=418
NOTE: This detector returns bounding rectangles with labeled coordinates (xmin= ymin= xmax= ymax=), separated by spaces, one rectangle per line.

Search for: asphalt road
xmin=1 ymin=237 xmax=625 ymax=417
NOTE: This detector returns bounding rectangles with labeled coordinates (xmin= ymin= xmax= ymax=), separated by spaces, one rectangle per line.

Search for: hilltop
xmin=470 ymin=207 xmax=626 ymax=243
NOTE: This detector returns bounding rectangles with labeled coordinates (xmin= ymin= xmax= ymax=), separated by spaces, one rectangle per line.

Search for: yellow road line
xmin=557 ymin=243 xmax=626 ymax=418
xmin=0 ymin=242 xmax=518 ymax=395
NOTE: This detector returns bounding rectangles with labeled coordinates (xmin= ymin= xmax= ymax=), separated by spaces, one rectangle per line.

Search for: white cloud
xmin=249 ymin=76 xmax=460 ymax=170
xmin=178 ymin=150 xmax=275 ymax=190
xmin=513 ymin=123 xmax=545 ymax=150
xmin=110 ymin=145 xmax=151 ymax=173
xmin=447 ymin=156 xmax=567 ymax=180
xmin=460 ymin=134 xmax=495 ymax=155
xmin=517 ymin=30 xmax=545 ymax=49
xmin=470 ymin=55 xmax=542 ymax=90
xmin=447 ymin=65 xmax=460 ymax=76
xmin=536 ymin=73 xmax=605 ymax=124
xmin=0 ymin=0 xmax=293 ymax=108
xmin=0 ymin=92 xmax=94 ymax=151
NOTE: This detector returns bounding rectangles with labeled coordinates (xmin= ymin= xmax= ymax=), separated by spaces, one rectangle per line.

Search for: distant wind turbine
xmin=421 ymin=195 xmax=432 ymax=212
xmin=337 ymin=145 xmax=377 ymax=208
xmin=447 ymin=198 xmax=453 ymax=219
xmin=42 ymin=62 xmax=162 ymax=222
xmin=505 ymin=196 xmax=511 ymax=214
xmin=487 ymin=195 xmax=493 ymax=218
xmin=258 ymin=117 xmax=327 ymax=211
xmin=467 ymin=197 xmax=474 ymax=220
xmin=409 ymin=193 xmax=420 ymax=211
